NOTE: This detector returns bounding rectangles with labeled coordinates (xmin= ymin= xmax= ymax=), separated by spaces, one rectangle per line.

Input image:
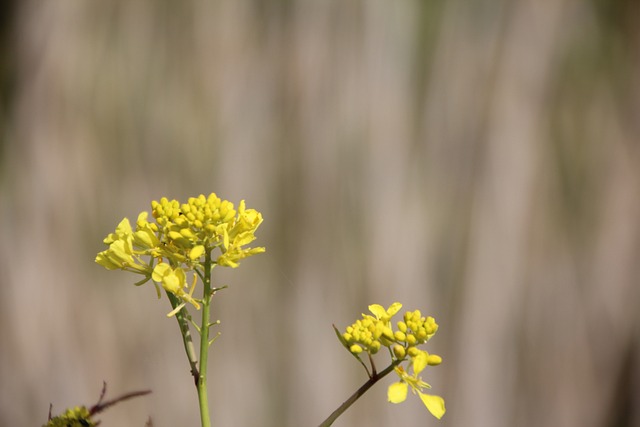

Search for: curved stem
xmin=318 ymin=359 xmax=402 ymax=427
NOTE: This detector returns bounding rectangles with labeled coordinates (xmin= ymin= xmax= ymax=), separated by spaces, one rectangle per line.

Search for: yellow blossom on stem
xmin=368 ymin=302 xmax=402 ymax=325
xmin=332 ymin=302 xmax=446 ymax=423
xmin=387 ymin=351 xmax=446 ymax=419
xmin=96 ymin=193 xmax=264 ymax=427
xmin=95 ymin=193 xmax=265 ymax=313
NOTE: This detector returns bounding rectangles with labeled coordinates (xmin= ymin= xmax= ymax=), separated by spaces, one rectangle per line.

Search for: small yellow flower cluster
xmin=337 ymin=303 xmax=445 ymax=419
xmin=96 ymin=193 xmax=264 ymax=315
xmin=340 ymin=303 xmax=439 ymax=359
xmin=43 ymin=406 xmax=94 ymax=427
xmin=395 ymin=309 xmax=439 ymax=348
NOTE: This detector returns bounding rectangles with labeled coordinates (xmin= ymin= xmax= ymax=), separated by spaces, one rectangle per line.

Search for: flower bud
xmin=382 ymin=326 xmax=394 ymax=341
xmin=394 ymin=331 xmax=407 ymax=342
xmin=393 ymin=344 xmax=406 ymax=359
xmin=397 ymin=321 xmax=407 ymax=333
xmin=189 ymin=245 xmax=205 ymax=260
xmin=407 ymin=346 xmax=421 ymax=358
xmin=350 ymin=344 xmax=363 ymax=354
xmin=427 ymin=354 xmax=443 ymax=366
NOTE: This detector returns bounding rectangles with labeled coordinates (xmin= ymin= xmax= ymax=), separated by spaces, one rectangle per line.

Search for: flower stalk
xmin=96 ymin=193 xmax=265 ymax=427
xmin=167 ymin=292 xmax=199 ymax=384
xmin=318 ymin=360 xmax=402 ymax=427
xmin=196 ymin=250 xmax=213 ymax=427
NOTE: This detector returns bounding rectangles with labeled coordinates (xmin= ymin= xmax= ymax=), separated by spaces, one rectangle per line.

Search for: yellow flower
xmin=368 ymin=302 xmax=402 ymax=324
xmin=44 ymin=406 xmax=95 ymax=427
xmin=95 ymin=218 xmax=150 ymax=274
xmin=217 ymin=245 xmax=265 ymax=268
xmin=96 ymin=193 xmax=264 ymax=315
xmin=97 ymin=193 xmax=264 ymax=273
xmin=387 ymin=351 xmax=446 ymax=419
xmin=152 ymin=263 xmax=200 ymax=316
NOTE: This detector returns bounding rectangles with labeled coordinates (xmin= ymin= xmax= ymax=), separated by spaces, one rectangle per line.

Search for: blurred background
xmin=1 ymin=1 xmax=639 ymax=426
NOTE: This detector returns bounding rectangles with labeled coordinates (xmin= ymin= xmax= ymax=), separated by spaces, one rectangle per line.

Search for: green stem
xmin=318 ymin=360 xmax=402 ymax=427
xmin=196 ymin=250 xmax=214 ymax=427
xmin=167 ymin=292 xmax=200 ymax=384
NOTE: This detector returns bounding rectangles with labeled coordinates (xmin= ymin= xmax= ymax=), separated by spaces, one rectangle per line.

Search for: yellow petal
xmin=133 ymin=229 xmax=159 ymax=249
xmin=152 ymin=262 xmax=171 ymax=282
xmin=387 ymin=382 xmax=408 ymax=404
xmin=162 ymin=272 xmax=181 ymax=293
xmin=174 ymin=267 xmax=186 ymax=285
xmin=223 ymin=227 xmax=230 ymax=249
xmin=95 ymin=251 xmax=120 ymax=270
xmin=412 ymin=350 xmax=428 ymax=375
xmin=419 ymin=393 xmax=446 ymax=419
xmin=109 ymin=240 xmax=134 ymax=265
xmin=115 ymin=218 xmax=133 ymax=236
xmin=136 ymin=211 xmax=149 ymax=226
xmin=387 ymin=302 xmax=402 ymax=316
xmin=368 ymin=304 xmax=386 ymax=319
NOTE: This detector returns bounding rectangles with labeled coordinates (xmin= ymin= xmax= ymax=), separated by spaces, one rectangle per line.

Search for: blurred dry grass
xmin=1 ymin=1 xmax=639 ymax=426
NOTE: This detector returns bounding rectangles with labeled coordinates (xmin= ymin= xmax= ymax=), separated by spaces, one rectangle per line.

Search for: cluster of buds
xmin=44 ymin=406 xmax=94 ymax=427
xmin=336 ymin=303 xmax=445 ymax=419
xmin=96 ymin=193 xmax=264 ymax=315
xmin=340 ymin=303 xmax=439 ymax=361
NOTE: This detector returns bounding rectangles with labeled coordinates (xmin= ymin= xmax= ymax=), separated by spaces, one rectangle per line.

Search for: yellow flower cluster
xmin=337 ymin=302 xmax=445 ymax=419
xmin=96 ymin=193 xmax=264 ymax=314
xmin=340 ymin=303 xmax=439 ymax=358
xmin=149 ymin=194 xmax=264 ymax=268
xmin=43 ymin=406 xmax=94 ymax=427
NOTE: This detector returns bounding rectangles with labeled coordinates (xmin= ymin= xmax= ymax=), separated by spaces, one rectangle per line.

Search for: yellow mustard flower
xmin=96 ymin=193 xmax=264 ymax=313
xmin=43 ymin=406 xmax=95 ymax=427
xmin=387 ymin=351 xmax=445 ymax=419
xmin=336 ymin=303 xmax=445 ymax=420
xmin=151 ymin=263 xmax=200 ymax=316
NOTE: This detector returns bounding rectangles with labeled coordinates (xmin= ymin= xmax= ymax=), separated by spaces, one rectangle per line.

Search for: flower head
xmin=96 ymin=193 xmax=264 ymax=314
xmin=337 ymin=302 xmax=445 ymax=419
xmin=44 ymin=406 xmax=95 ymax=427
xmin=339 ymin=303 xmax=404 ymax=356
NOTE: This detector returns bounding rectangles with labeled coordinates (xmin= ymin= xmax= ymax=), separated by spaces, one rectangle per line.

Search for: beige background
xmin=1 ymin=1 xmax=639 ymax=426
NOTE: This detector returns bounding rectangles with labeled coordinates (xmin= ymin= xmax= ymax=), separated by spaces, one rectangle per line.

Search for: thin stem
xmin=89 ymin=384 xmax=152 ymax=416
xmin=196 ymin=250 xmax=214 ymax=427
xmin=167 ymin=292 xmax=200 ymax=385
xmin=318 ymin=359 xmax=402 ymax=427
